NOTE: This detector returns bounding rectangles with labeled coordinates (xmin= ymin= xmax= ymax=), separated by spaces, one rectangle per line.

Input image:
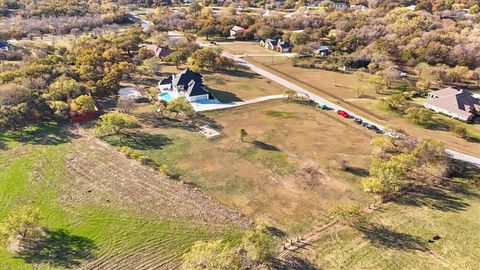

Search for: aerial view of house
xmin=425 ymin=87 xmax=480 ymax=122
xmin=158 ymin=68 xmax=212 ymax=102
xmin=1 ymin=1 xmax=480 ymax=270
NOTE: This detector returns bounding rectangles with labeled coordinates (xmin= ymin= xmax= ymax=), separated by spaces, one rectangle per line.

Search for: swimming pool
xmin=158 ymin=92 xmax=174 ymax=102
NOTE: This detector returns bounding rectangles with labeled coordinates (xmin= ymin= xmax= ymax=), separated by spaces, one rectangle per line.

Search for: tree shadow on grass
xmin=392 ymin=186 xmax=470 ymax=212
xmin=102 ymin=131 xmax=172 ymax=150
xmin=0 ymin=136 xmax=6 ymax=150
xmin=251 ymin=140 xmax=281 ymax=151
xmin=426 ymin=120 xmax=452 ymax=132
xmin=449 ymin=159 xmax=480 ymax=180
xmin=16 ymin=229 xmax=97 ymax=269
xmin=1 ymin=123 xmax=71 ymax=146
xmin=272 ymin=256 xmax=320 ymax=270
xmin=345 ymin=166 xmax=369 ymax=177
xmin=194 ymin=114 xmax=224 ymax=131
xmin=356 ymin=223 xmax=428 ymax=252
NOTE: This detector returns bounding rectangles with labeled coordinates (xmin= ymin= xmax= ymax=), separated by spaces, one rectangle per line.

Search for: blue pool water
xmin=158 ymin=92 xmax=174 ymax=102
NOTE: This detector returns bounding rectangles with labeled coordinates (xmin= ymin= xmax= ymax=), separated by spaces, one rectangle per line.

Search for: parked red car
xmin=337 ymin=110 xmax=350 ymax=118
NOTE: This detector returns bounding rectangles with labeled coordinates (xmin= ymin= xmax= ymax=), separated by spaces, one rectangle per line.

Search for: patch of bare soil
xmin=61 ymin=128 xmax=250 ymax=228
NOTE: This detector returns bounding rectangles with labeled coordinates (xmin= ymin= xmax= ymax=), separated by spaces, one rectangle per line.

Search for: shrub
xmin=405 ymin=107 xmax=433 ymax=126
xmin=159 ymin=164 xmax=170 ymax=175
xmin=381 ymin=93 xmax=407 ymax=112
xmin=451 ymin=125 xmax=468 ymax=139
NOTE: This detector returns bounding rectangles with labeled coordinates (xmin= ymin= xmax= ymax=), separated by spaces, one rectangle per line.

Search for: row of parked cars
xmin=317 ymin=102 xmax=383 ymax=134
xmin=336 ymin=109 xmax=383 ymax=133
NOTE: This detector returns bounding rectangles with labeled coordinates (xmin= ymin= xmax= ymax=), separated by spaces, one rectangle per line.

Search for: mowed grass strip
xmin=0 ymin=124 xmax=229 ymax=269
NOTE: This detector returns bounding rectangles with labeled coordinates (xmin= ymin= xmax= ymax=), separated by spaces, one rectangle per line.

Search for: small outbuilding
xmin=118 ymin=87 xmax=148 ymax=103
xmin=145 ymin=45 xmax=172 ymax=60
xmin=230 ymin=26 xmax=245 ymax=39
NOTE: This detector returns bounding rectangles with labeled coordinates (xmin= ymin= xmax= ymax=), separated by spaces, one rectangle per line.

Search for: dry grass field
xmin=121 ymin=100 xmax=375 ymax=233
xmin=214 ymin=47 xmax=480 ymax=158
xmin=219 ymin=41 xmax=285 ymax=55
xmin=302 ymin=182 xmax=480 ymax=269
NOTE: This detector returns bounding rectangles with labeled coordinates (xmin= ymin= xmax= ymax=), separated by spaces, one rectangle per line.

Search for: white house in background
xmin=406 ymin=5 xmax=416 ymax=11
xmin=230 ymin=25 xmax=245 ymax=39
xmin=425 ymin=87 xmax=480 ymax=122
xmin=350 ymin=4 xmax=368 ymax=10
xmin=158 ymin=68 xmax=211 ymax=102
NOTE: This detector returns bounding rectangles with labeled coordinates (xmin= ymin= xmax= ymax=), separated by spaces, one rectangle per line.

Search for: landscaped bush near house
xmin=451 ymin=125 xmax=468 ymax=139
xmin=405 ymin=107 xmax=433 ymax=127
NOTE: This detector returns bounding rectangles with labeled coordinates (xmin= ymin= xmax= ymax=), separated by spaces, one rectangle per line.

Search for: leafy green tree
xmin=362 ymin=153 xmax=416 ymax=202
xmin=188 ymin=48 xmax=235 ymax=71
xmin=382 ymin=93 xmax=407 ymax=112
xmin=182 ymin=226 xmax=277 ymax=269
xmin=405 ymin=107 xmax=433 ymax=126
xmin=0 ymin=206 xmax=42 ymax=243
xmin=48 ymin=100 xmax=70 ymax=120
xmin=238 ymin=128 xmax=248 ymax=142
xmin=164 ymin=50 xmax=188 ymax=69
xmin=241 ymin=225 xmax=277 ymax=262
xmin=166 ymin=98 xmax=194 ymax=118
xmin=290 ymin=32 xmax=309 ymax=46
xmin=468 ymin=4 xmax=480 ymax=14
xmin=284 ymin=88 xmax=296 ymax=99
xmin=71 ymin=95 xmax=95 ymax=113
xmin=46 ymin=76 xmax=82 ymax=101
xmin=330 ymin=201 xmax=366 ymax=226
xmin=94 ymin=112 xmax=139 ymax=136
xmin=182 ymin=240 xmax=240 ymax=270
xmin=0 ymin=103 xmax=31 ymax=131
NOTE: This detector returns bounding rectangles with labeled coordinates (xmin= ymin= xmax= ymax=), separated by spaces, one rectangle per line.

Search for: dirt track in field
xmin=63 ymin=127 xmax=250 ymax=227
xmin=57 ymin=127 xmax=250 ymax=269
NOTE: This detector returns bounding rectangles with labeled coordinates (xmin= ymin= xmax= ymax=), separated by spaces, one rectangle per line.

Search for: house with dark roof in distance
xmin=334 ymin=0 xmax=348 ymax=9
xmin=259 ymin=38 xmax=278 ymax=50
xmin=425 ymin=87 xmax=480 ymax=122
xmin=314 ymin=45 xmax=329 ymax=57
xmin=259 ymin=39 xmax=292 ymax=53
xmin=145 ymin=45 xmax=172 ymax=60
xmin=276 ymin=40 xmax=292 ymax=53
xmin=158 ymin=68 xmax=211 ymax=102
xmin=0 ymin=40 xmax=10 ymax=51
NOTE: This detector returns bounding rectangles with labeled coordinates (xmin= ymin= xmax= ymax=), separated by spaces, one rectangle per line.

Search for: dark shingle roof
xmin=173 ymin=68 xmax=203 ymax=88
xmin=172 ymin=69 xmax=209 ymax=97
xmin=278 ymin=40 xmax=291 ymax=49
xmin=159 ymin=75 xmax=173 ymax=85
xmin=186 ymin=80 xmax=209 ymax=97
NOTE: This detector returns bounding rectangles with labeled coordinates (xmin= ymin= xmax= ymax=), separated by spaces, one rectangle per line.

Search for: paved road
xmin=223 ymin=52 xmax=480 ymax=168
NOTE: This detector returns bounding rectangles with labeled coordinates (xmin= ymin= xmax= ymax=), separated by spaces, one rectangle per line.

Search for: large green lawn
xmin=0 ymin=123 xmax=228 ymax=269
